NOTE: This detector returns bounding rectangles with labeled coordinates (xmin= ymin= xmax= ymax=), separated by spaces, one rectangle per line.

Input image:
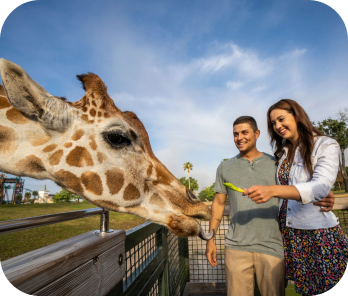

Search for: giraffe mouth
xmin=198 ymin=226 xmax=215 ymax=241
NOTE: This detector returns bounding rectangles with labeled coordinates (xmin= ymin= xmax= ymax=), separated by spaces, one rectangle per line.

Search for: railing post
xmin=178 ymin=237 xmax=190 ymax=283
xmin=99 ymin=209 xmax=114 ymax=233
xmin=158 ymin=227 xmax=169 ymax=296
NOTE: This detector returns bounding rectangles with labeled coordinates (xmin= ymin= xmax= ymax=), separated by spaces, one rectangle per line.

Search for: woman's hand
xmin=243 ymin=185 xmax=274 ymax=204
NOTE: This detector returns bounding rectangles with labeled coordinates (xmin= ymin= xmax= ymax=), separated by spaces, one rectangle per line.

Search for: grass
xmin=0 ymin=202 xmax=145 ymax=261
xmin=333 ymin=190 xmax=347 ymax=194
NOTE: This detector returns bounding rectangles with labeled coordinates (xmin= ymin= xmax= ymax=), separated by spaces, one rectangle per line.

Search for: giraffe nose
xmin=186 ymin=188 xmax=201 ymax=204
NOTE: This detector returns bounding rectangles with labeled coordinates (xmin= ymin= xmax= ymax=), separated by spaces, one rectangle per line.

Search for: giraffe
xmin=0 ymin=59 xmax=214 ymax=239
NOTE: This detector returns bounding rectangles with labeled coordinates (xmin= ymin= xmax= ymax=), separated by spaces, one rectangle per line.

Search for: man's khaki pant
xmin=224 ymin=248 xmax=285 ymax=296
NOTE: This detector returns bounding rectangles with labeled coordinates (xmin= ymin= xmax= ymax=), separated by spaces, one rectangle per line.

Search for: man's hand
xmin=243 ymin=185 xmax=273 ymax=204
xmin=314 ymin=190 xmax=335 ymax=212
xmin=205 ymin=239 xmax=218 ymax=267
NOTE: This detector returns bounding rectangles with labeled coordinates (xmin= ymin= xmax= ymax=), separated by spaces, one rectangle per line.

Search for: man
xmin=205 ymin=116 xmax=334 ymax=296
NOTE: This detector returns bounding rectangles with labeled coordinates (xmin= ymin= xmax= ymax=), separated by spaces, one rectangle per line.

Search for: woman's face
xmin=270 ymin=108 xmax=299 ymax=144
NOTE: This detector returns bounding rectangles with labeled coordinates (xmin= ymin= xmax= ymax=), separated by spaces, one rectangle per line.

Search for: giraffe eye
xmin=103 ymin=131 xmax=131 ymax=148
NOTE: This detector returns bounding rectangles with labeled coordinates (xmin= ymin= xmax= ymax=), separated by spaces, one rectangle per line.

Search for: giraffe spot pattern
xmin=81 ymin=171 xmax=103 ymax=195
xmin=89 ymin=135 xmax=97 ymax=150
xmin=49 ymin=149 xmax=64 ymax=166
xmin=144 ymin=182 xmax=149 ymax=193
xmin=0 ymin=96 xmax=11 ymax=109
xmin=155 ymin=165 xmax=172 ymax=186
xmin=81 ymin=114 xmax=88 ymax=122
xmin=16 ymin=155 xmax=45 ymax=173
xmin=27 ymin=132 xmax=51 ymax=147
xmin=71 ymin=129 xmax=84 ymax=141
xmin=55 ymin=170 xmax=83 ymax=193
xmin=97 ymin=152 xmax=107 ymax=163
xmin=123 ymin=183 xmax=141 ymax=201
xmin=92 ymin=100 xmax=97 ymax=107
xmin=42 ymin=144 xmax=57 ymax=153
xmin=147 ymin=164 xmax=153 ymax=177
xmin=149 ymin=193 xmax=166 ymax=208
xmin=66 ymin=146 xmax=94 ymax=167
xmin=64 ymin=142 xmax=73 ymax=148
xmin=6 ymin=108 xmax=30 ymax=124
xmin=82 ymin=107 xmax=88 ymax=112
xmin=97 ymin=111 xmax=102 ymax=117
xmin=0 ymin=125 xmax=18 ymax=155
xmin=104 ymin=113 xmax=110 ymax=118
xmin=89 ymin=109 xmax=96 ymax=117
xmin=94 ymin=199 xmax=120 ymax=211
xmin=105 ymin=168 xmax=124 ymax=195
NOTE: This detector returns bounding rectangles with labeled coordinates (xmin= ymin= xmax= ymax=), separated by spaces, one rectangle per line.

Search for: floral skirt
xmin=280 ymin=200 xmax=348 ymax=295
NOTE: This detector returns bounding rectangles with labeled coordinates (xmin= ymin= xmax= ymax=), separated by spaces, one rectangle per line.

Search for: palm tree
xmin=24 ymin=192 xmax=32 ymax=203
xmin=183 ymin=162 xmax=193 ymax=190
xmin=32 ymin=190 xmax=38 ymax=200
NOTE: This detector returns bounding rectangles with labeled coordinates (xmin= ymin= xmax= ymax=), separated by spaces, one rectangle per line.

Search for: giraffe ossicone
xmin=0 ymin=58 xmax=213 ymax=239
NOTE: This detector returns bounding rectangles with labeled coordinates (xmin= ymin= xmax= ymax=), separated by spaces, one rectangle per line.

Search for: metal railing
xmin=0 ymin=207 xmax=111 ymax=235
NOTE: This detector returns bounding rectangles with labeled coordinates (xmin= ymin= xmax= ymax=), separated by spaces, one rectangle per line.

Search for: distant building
xmin=34 ymin=185 xmax=54 ymax=204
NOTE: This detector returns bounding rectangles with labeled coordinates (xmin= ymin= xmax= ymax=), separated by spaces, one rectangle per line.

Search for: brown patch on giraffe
xmin=92 ymin=100 xmax=97 ymax=107
xmin=89 ymin=135 xmax=97 ymax=150
xmin=123 ymin=183 xmax=141 ymax=201
xmin=97 ymin=111 xmax=102 ymax=117
xmin=105 ymin=168 xmax=124 ymax=195
xmin=6 ymin=108 xmax=30 ymax=124
xmin=0 ymin=125 xmax=18 ymax=155
xmin=0 ymin=96 xmax=11 ymax=109
xmin=166 ymin=214 xmax=199 ymax=237
xmin=104 ymin=113 xmax=110 ymax=118
xmin=144 ymin=182 xmax=149 ymax=193
xmin=97 ymin=152 xmax=107 ymax=163
xmin=49 ymin=149 xmax=64 ymax=166
xmin=81 ymin=114 xmax=88 ymax=122
xmin=66 ymin=146 xmax=94 ymax=167
xmin=64 ymin=142 xmax=73 ymax=148
xmin=149 ymin=193 xmax=166 ymax=208
xmin=42 ymin=144 xmax=57 ymax=153
xmin=147 ymin=164 xmax=153 ymax=177
xmin=27 ymin=132 xmax=51 ymax=147
xmin=155 ymin=165 xmax=172 ymax=186
xmin=55 ymin=170 xmax=83 ymax=193
xmin=81 ymin=171 xmax=103 ymax=195
xmin=82 ymin=107 xmax=88 ymax=112
xmin=94 ymin=199 xmax=120 ymax=211
xmin=89 ymin=109 xmax=96 ymax=117
xmin=71 ymin=129 xmax=84 ymax=141
xmin=16 ymin=155 xmax=45 ymax=173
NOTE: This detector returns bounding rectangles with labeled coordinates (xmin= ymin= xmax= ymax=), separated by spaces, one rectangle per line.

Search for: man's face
xmin=233 ymin=123 xmax=260 ymax=153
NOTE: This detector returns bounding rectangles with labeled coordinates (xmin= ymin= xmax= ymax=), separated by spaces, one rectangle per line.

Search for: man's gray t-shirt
xmin=214 ymin=153 xmax=284 ymax=260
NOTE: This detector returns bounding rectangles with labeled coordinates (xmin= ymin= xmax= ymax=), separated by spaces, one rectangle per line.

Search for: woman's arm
xmin=243 ymin=184 xmax=301 ymax=204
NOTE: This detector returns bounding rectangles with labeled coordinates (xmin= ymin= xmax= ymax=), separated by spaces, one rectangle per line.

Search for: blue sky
xmin=0 ymin=0 xmax=347 ymax=196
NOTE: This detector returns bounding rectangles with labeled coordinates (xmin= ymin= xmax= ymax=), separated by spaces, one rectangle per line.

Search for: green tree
xmin=179 ymin=177 xmax=199 ymax=192
xmin=316 ymin=110 xmax=348 ymax=192
xmin=183 ymin=162 xmax=193 ymax=190
xmin=198 ymin=183 xmax=216 ymax=201
xmin=15 ymin=193 xmax=23 ymax=204
xmin=24 ymin=192 xmax=32 ymax=203
xmin=32 ymin=190 xmax=38 ymax=200
xmin=53 ymin=189 xmax=79 ymax=203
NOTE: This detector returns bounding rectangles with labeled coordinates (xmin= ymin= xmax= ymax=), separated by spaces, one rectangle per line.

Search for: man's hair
xmin=233 ymin=116 xmax=258 ymax=132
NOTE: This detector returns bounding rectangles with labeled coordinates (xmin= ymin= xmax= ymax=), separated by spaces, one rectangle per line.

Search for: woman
xmin=244 ymin=99 xmax=348 ymax=295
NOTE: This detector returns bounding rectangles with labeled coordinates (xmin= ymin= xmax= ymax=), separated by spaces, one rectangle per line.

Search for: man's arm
xmin=314 ymin=190 xmax=335 ymax=212
xmin=205 ymin=193 xmax=227 ymax=267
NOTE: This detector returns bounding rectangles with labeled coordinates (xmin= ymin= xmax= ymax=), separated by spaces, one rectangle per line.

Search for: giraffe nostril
xmin=186 ymin=188 xmax=200 ymax=203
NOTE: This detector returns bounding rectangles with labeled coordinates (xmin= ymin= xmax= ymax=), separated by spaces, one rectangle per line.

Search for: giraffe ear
xmin=0 ymin=58 xmax=73 ymax=132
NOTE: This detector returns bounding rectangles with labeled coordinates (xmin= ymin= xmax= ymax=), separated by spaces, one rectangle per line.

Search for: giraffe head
xmin=0 ymin=59 xmax=213 ymax=239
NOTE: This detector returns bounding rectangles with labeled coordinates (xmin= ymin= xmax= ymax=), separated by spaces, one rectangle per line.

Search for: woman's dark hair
xmin=267 ymin=99 xmax=324 ymax=176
